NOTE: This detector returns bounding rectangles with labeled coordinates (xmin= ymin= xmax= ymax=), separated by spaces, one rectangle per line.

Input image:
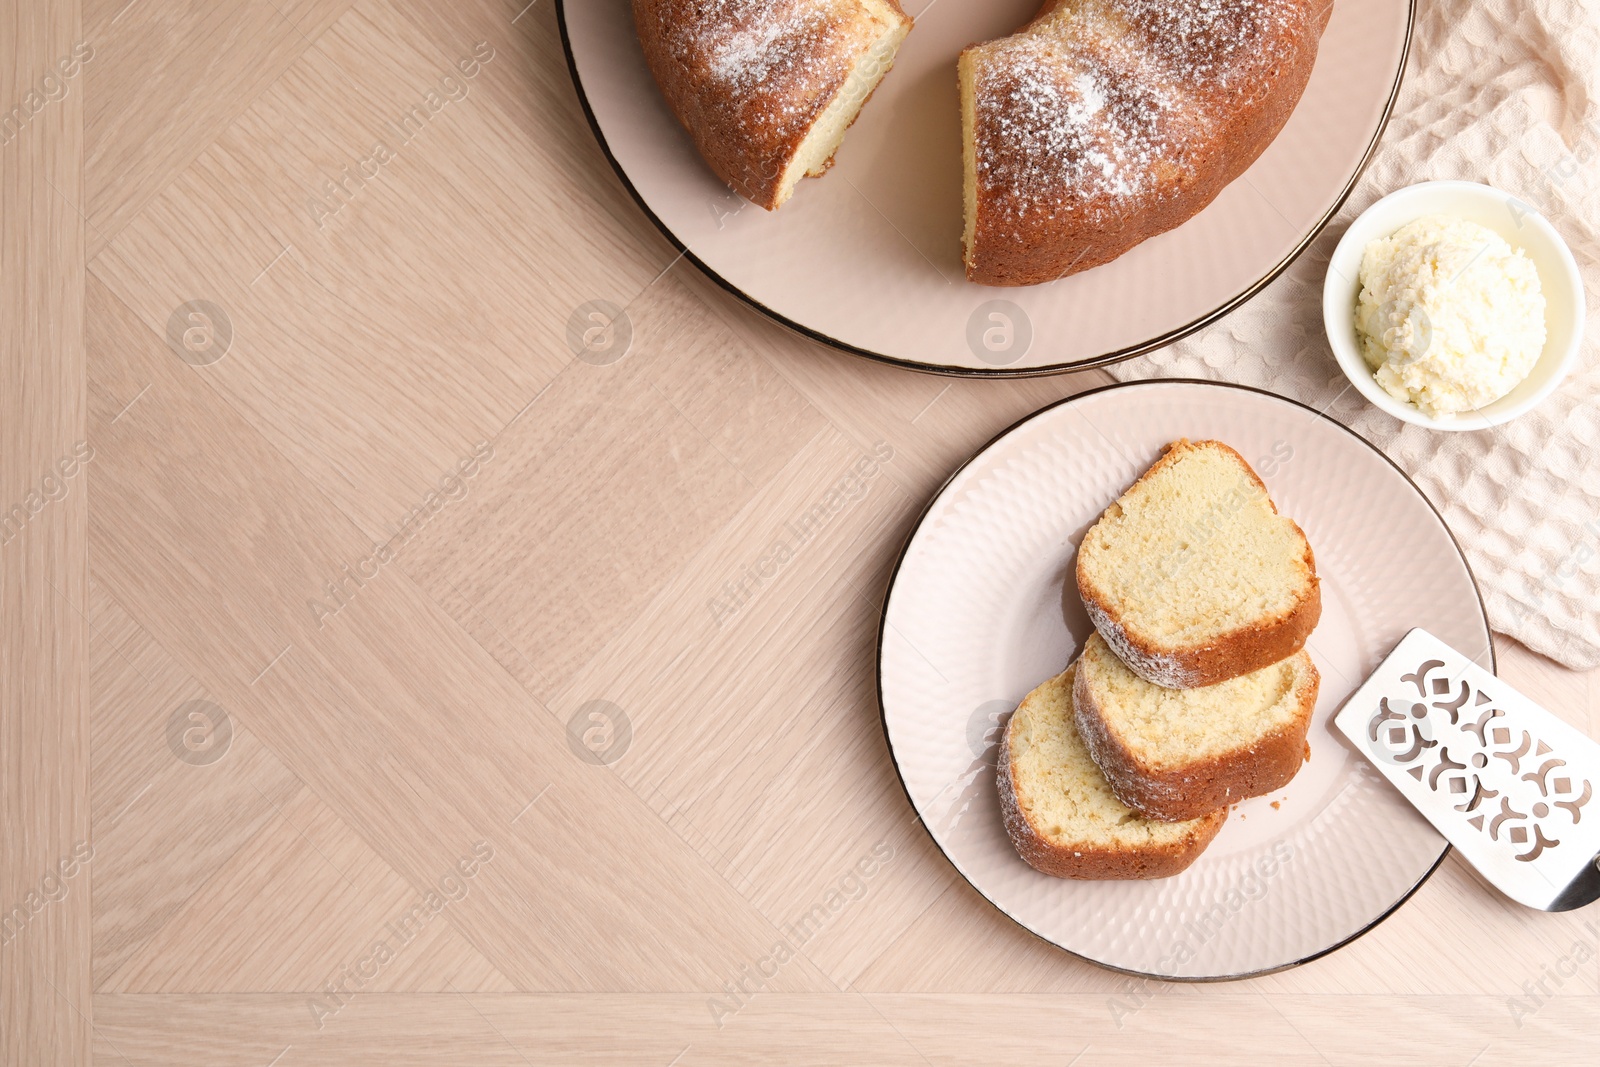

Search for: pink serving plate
xmin=559 ymin=0 xmax=1413 ymax=375
xmin=878 ymin=381 xmax=1489 ymax=977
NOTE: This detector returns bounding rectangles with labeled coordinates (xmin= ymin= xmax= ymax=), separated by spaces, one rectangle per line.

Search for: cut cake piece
xmin=633 ymin=0 xmax=914 ymax=210
xmin=1074 ymin=631 xmax=1319 ymax=822
xmin=997 ymin=662 xmax=1226 ymax=879
xmin=1076 ymin=439 xmax=1321 ymax=689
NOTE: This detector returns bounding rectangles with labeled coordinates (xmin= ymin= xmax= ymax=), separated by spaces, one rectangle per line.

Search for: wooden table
xmin=3 ymin=1 xmax=1597 ymax=1062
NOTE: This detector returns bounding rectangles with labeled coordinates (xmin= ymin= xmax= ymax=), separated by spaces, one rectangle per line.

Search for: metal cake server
xmin=1334 ymin=628 xmax=1600 ymax=912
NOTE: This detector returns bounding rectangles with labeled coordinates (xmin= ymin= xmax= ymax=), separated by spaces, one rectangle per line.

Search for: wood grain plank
xmin=90 ymin=992 xmax=1600 ymax=1064
xmin=92 ymin=993 xmax=530 ymax=1065
xmin=87 ymin=579 xmax=319 ymax=989
xmin=108 ymin=786 xmax=515 ymax=993
xmin=90 ymin=577 xmax=511 ymax=996
xmin=854 ymin=875 xmax=1139 ymax=995
xmin=87 ymin=578 xmax=205 ymax=825
xmin=672 ymin=267 xmax=1120 ymax=506
xmin=401 ymin=272 xmax=829 ymax=701
xmin=91 ymin=721 xmax=302 ymax=988
xmin=89 ymin=0 xmax=675 ymax=538
xmin=869 ymin=993 xmax=1600 ymax=1065
xmin=84 ymin=274 xmax=831 ymax=992
xmin=391 ymin=0 xmax=675 ymax=250
xmin=550 ymin=425 xmax=955 ymax=985
xmin=1 ymin=0 xmax=88 ymax=1061
xmin=82 ymin=0 xmax=357 ymax=255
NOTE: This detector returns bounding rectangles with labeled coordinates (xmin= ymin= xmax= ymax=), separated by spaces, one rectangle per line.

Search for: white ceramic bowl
xmin=1322 ymin=180 xmax=1585 ymax=430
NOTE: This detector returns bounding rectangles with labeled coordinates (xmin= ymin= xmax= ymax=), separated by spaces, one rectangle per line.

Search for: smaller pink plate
xmin=877 ymin=380 xmax=1490 ymax=978
xmin=559 ymin=0 xmax=1413 ymax=375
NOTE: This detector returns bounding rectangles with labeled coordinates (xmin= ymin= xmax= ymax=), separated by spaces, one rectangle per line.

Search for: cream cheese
xmin=1355 ymin=215 xmax=1546 ymax=419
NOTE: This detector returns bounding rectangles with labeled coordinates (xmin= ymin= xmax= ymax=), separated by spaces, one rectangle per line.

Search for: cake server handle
xmin=1550 ymin=853 xmax=1600 ymax=912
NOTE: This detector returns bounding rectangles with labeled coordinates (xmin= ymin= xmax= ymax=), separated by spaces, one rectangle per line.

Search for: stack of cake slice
xmin=999 ymin=440 xmax=1322 ymax=879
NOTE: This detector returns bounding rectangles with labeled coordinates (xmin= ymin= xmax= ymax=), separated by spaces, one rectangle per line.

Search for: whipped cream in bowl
xmin=1324 ymin=182 xmax=1584 ymax=431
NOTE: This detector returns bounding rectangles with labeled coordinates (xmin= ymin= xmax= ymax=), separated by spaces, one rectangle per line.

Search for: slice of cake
xmin=634 ymin=0 xmax=913 ymax=210
xmin=997 ymin=663 xmax=1225 ymax=879
xmin=1076 ymin=439 xmax=1321 ymax=689
xmin=1074 ymin=632 xmax=1319 ymax=821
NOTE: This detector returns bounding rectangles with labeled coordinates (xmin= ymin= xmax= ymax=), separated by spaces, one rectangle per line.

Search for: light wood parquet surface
xmin=3 ymin=0 xmax=1599 ymax=1063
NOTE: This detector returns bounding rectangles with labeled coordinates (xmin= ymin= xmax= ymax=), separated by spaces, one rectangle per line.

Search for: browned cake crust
xmin=1083 ymin=590 xmax=1322 ymax=691
xmin=999 ymin=720 xmax=1226 ymax=878
xmin=1077 ymin=440 xmax=1322 ymax=690
xmin=996 ymin=670 xmax=1226 ymax=879
xmin=633 ymin=0 xmax=910 ymax=210
xmin=1072 ymin=648 xmax=1319 ymax=823
xmin=963 ymin=0 xmax=1332 ymax=286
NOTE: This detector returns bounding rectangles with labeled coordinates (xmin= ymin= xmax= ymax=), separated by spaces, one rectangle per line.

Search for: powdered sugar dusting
xmin=695 ymin=1 xmax=833 ymax=92
xmin=649 ymin=0 xmax=858 ymax=135
xmin=636 ymin=0 xmax=896 ymax=170
xmin=976 ymin=38 xmax=1179 ymax=222
xmin=1082 ymin=598 xmax=1205 ymax=689
xmin=1124 ymin=0 xmax=1306 ymax=89
xmin=1072 ymin=71 xmax=1106 ymax=118
xmin=972 ymin=0 xmax=1319 ymax=224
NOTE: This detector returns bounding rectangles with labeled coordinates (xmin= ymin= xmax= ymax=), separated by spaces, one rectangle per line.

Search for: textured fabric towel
xmin=1109 ymin=0 xmax=1600 ymax=669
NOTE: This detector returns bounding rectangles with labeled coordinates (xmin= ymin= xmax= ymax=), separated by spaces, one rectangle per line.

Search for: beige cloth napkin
xmin=1109 ymin=0 xmax=1600 ymax=670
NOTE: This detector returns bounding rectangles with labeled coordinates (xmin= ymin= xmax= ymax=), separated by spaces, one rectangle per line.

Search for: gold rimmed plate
xmin=877 ymin=380 xmax=1489 ymax=978
xmin=558 ymin=0 xmax=1413 ymax=376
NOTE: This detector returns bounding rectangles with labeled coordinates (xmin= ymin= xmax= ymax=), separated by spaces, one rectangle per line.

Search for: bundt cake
xmin=633 ymin=0 xmax=913 ymax=211
xmin=961 ymin=0 xmax=1332 ymax=286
